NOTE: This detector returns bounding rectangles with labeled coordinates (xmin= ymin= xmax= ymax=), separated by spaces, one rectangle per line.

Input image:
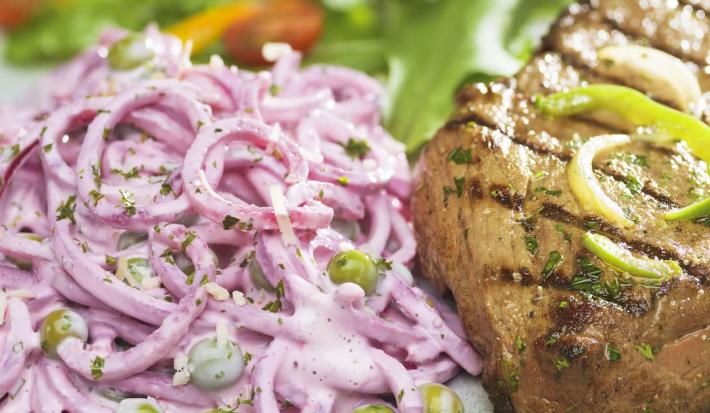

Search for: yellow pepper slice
xmin=166 ymin=1 xmax=262 ymax=55
xmin=568 ymin=134 xmax=634 ymax=228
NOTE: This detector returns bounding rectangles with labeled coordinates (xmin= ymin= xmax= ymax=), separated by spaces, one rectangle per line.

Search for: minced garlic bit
xmin=232 ymin=290 xmax=247 ymax=307
xmin=269 ymin=185 xmax=298 ymax=246
xmin=206 ymin=282 xmax=229 ymax=301
xmin=141 ymin=277 xmax=161 ymax=290
xmin=262 ymin=42 xmax=292 ymax=62
xmin=172 ymin=353 xmax=190 ymax=386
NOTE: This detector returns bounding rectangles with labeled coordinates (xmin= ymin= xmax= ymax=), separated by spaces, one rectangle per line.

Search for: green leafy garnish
xmin=56 ymin=195 xmax=77 ymax=224
xmin=635 ymin=343 xmax=655 ymax=361
xmin=118 ymin=189 xmax=137 ymax=216
xmin=111 ymin=166 xmax=140 ymax=180
xmin=448 ymin=147 xmax=473 ymax=164
xmin=534 ymin=186 xmax=562 ymax=197
xmin=342 ymin=138 xmax=370 ymax=159
xmin=91 ymin=356 xmax=105 ymax=379
xmin=542 ymin=251 xmax=562 ymax=277
xmin=605 ymin=343 xmax=621 ymax=361
xmin=222 ymin=215 xmax=239 ymax=230
xmin=524 ymin=235 xmax=538 ymax=255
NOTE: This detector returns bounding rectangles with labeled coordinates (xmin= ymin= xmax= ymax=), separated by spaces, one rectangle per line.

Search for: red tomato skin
xmin=223 ymin=0 xmax=323 ymax=66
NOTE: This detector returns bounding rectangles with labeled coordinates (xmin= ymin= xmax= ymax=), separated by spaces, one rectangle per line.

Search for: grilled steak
xmin=413 ymin=1 xmax=710 ymax=412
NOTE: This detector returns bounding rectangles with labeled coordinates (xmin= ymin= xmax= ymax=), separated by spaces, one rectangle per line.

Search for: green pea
xmin=419 ymin=383 xmax=464 ymax=413
xmin=249 ymin=257 xmax=274 ymax=292
xmin=115 ymin=398 xmax=164 ymax=413
xmin=327 ymin=250 xmax=378 ymax=294
xmin=352 ymin=404 xmax=395 ymax=413
xmin=188 ymin=337 xmax=245 ymax=390
xmin=40 ymin=309 xmax=88 ymax=359
xmin=107 ymin=34 xmax=154 ymax=71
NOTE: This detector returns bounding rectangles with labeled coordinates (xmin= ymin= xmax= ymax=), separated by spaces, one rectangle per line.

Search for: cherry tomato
xmin=223 ymin=0 xmax=323 ymax=66
xmin=0 ymin=0 xmax=40 ymax=29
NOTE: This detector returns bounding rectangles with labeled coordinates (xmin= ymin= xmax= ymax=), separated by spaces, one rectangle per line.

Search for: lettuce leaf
xmin=381 ymin=0 xmax=571 ymax=153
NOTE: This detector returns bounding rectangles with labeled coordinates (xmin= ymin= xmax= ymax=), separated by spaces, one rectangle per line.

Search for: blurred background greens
xmin=0 ymin=0 xmax=571 ymax=152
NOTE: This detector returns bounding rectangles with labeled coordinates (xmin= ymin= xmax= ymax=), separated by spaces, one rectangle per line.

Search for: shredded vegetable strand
xmin=0 ymin=27 xmax=482 ymax=412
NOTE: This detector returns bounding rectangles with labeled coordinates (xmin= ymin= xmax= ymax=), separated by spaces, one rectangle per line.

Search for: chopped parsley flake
xmin=88 ymin=190 xmax=104 ymax=206
xmin=376 ymin=258 xmax=393 ymax=273
xmin=554 ymin=357 xmax=570 ymax=371
xmin=118 ymin=189 xmax=137 ymax=216
xmin=111 ymin=166 xmax=139 ymax=180
xmin=43 ymin=143 xmax=52 ymax=153
xmin=105 ymin=255 xmax=117 ymax=266
xmin=545 ymin=332 xmax=560 ymax=346
xmin=262 ymin=300 xmax=282 ymax=313
xmin=275 ymin=280 xmax=285 ymax=300
xmin=336 ymin=176 xmax=349 ymax=186
xmin=534 ymin=186 xmax=562 ymax=197
xmin=56 ymin=195 xmax=77 ymax=224
xmin=542 ymin=251 xmax=562 ymax=278
xmin=181 ymin=231 xmax=196 ymax=251
xmin=514 ymin=335 xmax=525 ymax=353
xmin=222 ymin=215 xmax=239 ymax=230
xmin=635 ymin=343 xmax=655 ymax=361
xmin=569 ymin=256 xmax=619 ymax=298
xmin=342 ymin=138 xmax=370 ymax=159
xmin=92 ymin=163 xmax=102 ymax=189
xmin=9 ymin=144 xmax=20 ymax=159
xmin=605 ymin=343 xmax=621 ymax=361
xmin=447 ymin=147 xmax=473 ymax=164
xmin=554 ymin=224 xmax=572 ymax=242
xmin=160 ymin=182 xmax=173 ymax=196
xmin=443 ymin=176 xmax=466 ymax=206
xmin=623 ymin=175 xmax=643 ymax=196
xmin=91 ymin=356 xmax=105 ymax=379
xmin=524 ymin=235 xmax=538 ymax=255
xmin=160 ymin=248 xmax=176 ymax=266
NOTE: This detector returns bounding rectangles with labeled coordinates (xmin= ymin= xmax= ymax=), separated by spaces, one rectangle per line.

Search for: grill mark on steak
xmin=490 ymin=184 xmax=525 ymax=211
xmin=446 ymin=115 xmax=572 ymax=161
xmin=445 ymin=119 xmax=687 ymax=209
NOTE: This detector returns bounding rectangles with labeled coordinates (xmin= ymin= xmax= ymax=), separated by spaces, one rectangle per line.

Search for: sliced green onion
xmin=568 ymin=134 xmax=633 ymax=228
xmin=116 ymin=256 xmax=154 ymax=288
xmin=536 ymin=85 xmax=710 ymax=164
xmin=582 ymin=232 xmax=682 ymax=285
xmin=664 ymin=197 xmax=710 ymax=222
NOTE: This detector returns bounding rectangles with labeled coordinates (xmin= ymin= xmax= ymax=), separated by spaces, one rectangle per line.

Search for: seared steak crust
xmin=413 ymin=1 xmax=710 ymax=412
